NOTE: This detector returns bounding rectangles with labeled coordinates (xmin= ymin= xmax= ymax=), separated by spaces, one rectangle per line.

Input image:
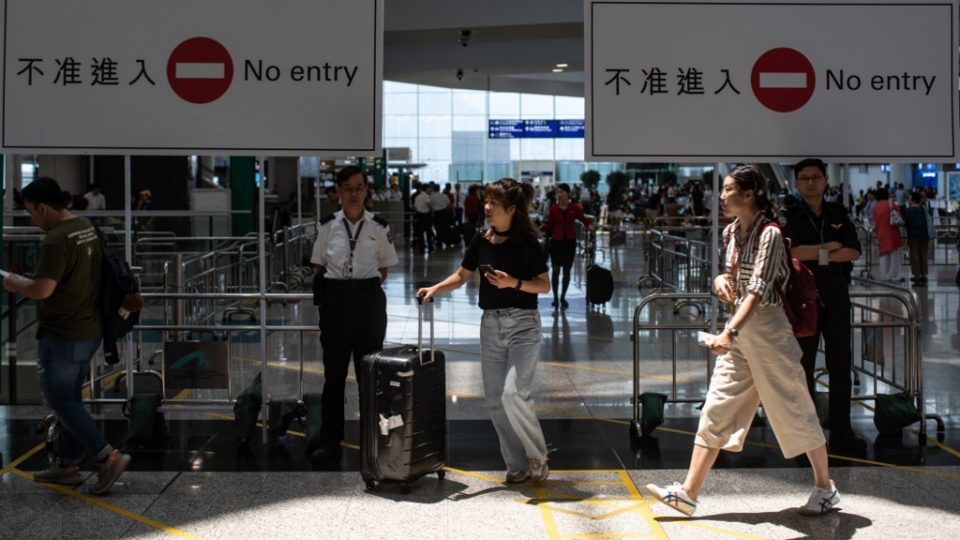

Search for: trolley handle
xmin=416 ymin=296 xmax=436 ymax=366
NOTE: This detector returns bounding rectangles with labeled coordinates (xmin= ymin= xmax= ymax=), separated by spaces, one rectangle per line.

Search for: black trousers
xmin=414 ymin=212 xmax=434 ymax=250
xmin=797 ymin=278 xmax=853 ymax=435
xmin=318 ymin=285 xmax=387 ymax=446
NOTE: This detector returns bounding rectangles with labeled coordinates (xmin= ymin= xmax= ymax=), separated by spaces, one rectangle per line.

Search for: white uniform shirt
xmin=310 ymin=210 xmax=399 ymax=280
xmin=84 ymin=192 xmax=106 ymax=211
xmin=413 ymin=192 xmax=432 ymax=214
xmin=429 ymin=191 xmax=450 ymax=211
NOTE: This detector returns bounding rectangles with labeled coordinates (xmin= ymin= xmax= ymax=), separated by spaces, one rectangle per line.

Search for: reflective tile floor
xmin=1 ymin=233 xmax=959 ymax=539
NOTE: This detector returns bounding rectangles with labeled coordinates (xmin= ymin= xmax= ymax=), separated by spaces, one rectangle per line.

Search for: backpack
xmin=95 ymin=226 xmax=145 ymax=364
xmin=759 ymin=221 xmax=819 ymax=337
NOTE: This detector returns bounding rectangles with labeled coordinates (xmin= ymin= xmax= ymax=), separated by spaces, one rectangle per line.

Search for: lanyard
xmin=806 ymin=209 xmax=825 ymax=244
xmin=343 ymin=219 xmax=365 ymax=258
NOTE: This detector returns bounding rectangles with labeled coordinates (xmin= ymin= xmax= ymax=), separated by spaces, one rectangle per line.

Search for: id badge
xmin=818 ymin=249 xmax=829 ymax=266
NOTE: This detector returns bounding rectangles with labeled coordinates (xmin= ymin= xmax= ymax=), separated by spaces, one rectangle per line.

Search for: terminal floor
xmin=1 ymin=238 xmax=959 ymax=539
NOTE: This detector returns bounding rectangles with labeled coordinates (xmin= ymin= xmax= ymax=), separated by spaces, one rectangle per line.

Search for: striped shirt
xmin=722 ymin=215 xmax=789 ymax=307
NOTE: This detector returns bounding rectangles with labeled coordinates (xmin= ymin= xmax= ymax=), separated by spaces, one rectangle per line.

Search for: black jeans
xmin=797 ymin=278 xmax=853 ymax=435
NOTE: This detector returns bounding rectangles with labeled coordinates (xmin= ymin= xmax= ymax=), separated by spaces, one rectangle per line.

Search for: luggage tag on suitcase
xmin=378 ymin=413 xmax=404 ymax=436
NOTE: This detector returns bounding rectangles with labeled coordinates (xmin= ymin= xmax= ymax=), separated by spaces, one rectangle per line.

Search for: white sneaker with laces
xmin=646 ymin=482 xmax=697 ymax=517
xmin=799 ymin=480 xmax=840 ymax=516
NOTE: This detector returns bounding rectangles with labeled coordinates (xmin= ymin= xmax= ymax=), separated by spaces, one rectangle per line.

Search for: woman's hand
xmin=714 ymin=274 xmax=736 ymax=303
xmin=710 ymin=330 xmax=732 ymax=356
xmin=417 ymin=286 xmax=438 ymax=300
xmin=486 ymin=269 xmax=519 ymax=290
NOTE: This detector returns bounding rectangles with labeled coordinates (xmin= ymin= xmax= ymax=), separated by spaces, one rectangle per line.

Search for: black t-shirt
xmin=461 ymin=232 xmax=548 ymax=310
xmin=781 ymin=199 xmax=861 ymax=285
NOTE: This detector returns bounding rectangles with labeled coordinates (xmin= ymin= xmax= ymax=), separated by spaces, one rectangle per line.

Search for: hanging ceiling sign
xmin=0 ymin=0 xmax=383 ymax=155
xmin=585 ymin=0 xmax=959 ymax=162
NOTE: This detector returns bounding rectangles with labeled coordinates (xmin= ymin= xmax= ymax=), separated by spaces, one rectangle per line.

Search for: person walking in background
xmin=5 ymin=177 xmax=131 ymax=494
xmin=872 ymin=188 xmax=904 ymax=283
xmin=903 ymin=191 xmax=931 ymax=286
xmin=543 ymin=183 xmax=592 ymax=309
xmin=417 ymin=178 xmax=552 ymax=484
xmin=647 ymin=165 xmax=838 ymax=517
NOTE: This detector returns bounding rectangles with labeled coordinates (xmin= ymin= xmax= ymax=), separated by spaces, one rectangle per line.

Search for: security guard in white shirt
xmin=310 ymin=165 xmax=399 ymax=462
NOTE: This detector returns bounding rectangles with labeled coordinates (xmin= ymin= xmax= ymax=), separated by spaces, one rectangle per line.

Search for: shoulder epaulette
xmin=319 ymin=214 xmax=336 ymax=225
xmin=372 ymin=215 xmax=389 ymax=228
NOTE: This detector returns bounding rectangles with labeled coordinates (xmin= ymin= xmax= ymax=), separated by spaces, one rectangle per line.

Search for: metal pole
xmin=124 ymin=155 xmax=135 ymax=398
xmin=259 ymin=156 xmax=269 ymax=443
xmin=711 ymin=163 xmax=721 ymax=334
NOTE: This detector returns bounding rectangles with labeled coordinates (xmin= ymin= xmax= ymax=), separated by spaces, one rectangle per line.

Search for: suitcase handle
xmin=416 ymin=296 xmax=435 ymax=365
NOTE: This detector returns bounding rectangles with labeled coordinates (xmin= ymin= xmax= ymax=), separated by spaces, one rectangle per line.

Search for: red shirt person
xmin=543 ymin=183 xmax=592 ymax=308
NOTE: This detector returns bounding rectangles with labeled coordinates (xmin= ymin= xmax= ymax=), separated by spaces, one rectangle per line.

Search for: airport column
xmin=231 ymin=157 xmax=255 ymax=235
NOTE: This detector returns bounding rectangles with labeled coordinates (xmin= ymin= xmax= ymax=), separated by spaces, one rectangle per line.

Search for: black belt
xmin=323 ymin=277 xmax=381 ymax=290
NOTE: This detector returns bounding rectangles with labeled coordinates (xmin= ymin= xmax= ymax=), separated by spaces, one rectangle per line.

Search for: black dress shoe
xmin=311 ymin=443 xmax=342 ymax=462
xmin=829 ymin=432 xmax=867 ymax=454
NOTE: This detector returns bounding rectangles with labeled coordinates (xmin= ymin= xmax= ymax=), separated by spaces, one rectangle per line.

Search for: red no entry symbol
xmin=751 ymin=47 xmax=816 ymax=113
xmin=167 ymin=37 xmax=234 ymax=104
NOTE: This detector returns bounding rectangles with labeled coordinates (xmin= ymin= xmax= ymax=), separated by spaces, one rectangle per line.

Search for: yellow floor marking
xmin=442 ymin=466 xmax=505 ymax=484
xmin=541 ymin=362 xmax=694 ymax=384
xmin=536 ymin=484 xmax=563 ymax=540
xmin=5 ymin=467 xmax=204 ymax=540
xmin=0 ymin=443 xmax=45 ymax=476
xmin=544 ymin=502 xmax=648 ymax=522
xmin=618 ymin=470 xmax=669 ymax=540
xmin=672 ymin=521 xmax=770 ymax=540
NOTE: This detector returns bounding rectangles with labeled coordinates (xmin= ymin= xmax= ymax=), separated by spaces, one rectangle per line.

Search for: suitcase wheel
xmin=437 ymin=470 xmax=446 ymax=480
xmin=365 ymin=480 xmax=377 ymax=490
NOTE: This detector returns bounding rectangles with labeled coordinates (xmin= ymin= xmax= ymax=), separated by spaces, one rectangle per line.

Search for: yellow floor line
xmin=4 ymin=467 xmax=203 ymax=540
xmin=618 ymin=470 xmax=669 ymax=540
xmin=0 ymin=443 xmax=45 ymax=475
xmin=561 ymin=534 xmax=652 ymax=539
xmin=541 ymin=362 xmax=695 ymax=384
xmin=535 ymin=484 xmax=563 ymax=540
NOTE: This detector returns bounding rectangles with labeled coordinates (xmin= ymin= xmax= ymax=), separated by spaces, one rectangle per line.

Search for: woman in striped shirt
xmin=647 ymin=166 xmax=838 ymax=518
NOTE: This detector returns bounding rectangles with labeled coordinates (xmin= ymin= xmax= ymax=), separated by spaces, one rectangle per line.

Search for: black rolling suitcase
xmin=360 ymin=298 xmax=446 ymax=491
xmin=586 ymin=264 xmax=614 ymax=308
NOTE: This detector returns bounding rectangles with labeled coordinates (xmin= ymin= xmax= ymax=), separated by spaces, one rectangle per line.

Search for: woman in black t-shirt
xmin=418 ymin=178 xmax=552 ymax=484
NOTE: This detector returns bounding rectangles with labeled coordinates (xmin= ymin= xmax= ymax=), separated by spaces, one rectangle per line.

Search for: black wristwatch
xmin=725 ymin=326 xmax=739 ymax=338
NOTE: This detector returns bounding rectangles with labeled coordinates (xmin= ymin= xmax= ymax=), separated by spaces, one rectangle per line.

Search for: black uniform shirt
xmin=461 ymin=232 xmax=548 ymax=310
xmin=781 ymin=199 xmax=860 ymax=285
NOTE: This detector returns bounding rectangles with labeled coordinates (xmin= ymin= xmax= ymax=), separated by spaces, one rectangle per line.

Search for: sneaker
xmin=33 ymin=464 xmax=84 ymax=486
xmin=89 ymin=450 xmax=131 ymax=495
xmin=560 ymin=299 xmax=569 ymax=309
xmin=505 ymin=470 xmax=530 ymax=483
xmin=646 ymin=482 xmax=698 ymax=517
xmin=529 ymin=458 xmax=549 ymax=482
xmin=799 ymin=480 xmax=840 ymax=516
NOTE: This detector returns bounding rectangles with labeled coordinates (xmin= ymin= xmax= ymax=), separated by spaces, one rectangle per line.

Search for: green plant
xmin=606 ymin=170 xmax=629 ymax=206
xmin=580 ymin=169 xmax=601 ymax=190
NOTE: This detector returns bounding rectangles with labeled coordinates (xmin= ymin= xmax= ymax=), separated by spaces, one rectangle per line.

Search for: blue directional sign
xmin=488 ymin=119 xmax=584 ymax=139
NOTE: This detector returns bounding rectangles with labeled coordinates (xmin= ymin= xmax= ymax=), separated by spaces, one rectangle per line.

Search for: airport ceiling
xmin=384 ymin=0 xmax=585 ymax=96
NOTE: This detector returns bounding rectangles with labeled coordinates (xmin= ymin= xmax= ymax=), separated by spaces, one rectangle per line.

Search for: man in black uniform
xmin=310 ymin=166 xmax=399 ymax=462
xmin=781 ymin=158 xmax=866 ymax=453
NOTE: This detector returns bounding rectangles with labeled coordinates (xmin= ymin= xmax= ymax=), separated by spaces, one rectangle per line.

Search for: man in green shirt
xmin=3 ymin=177 xmax=130 ymax=495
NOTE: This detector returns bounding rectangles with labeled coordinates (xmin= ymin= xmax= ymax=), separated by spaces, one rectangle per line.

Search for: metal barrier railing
xmin=630 ymin=283 xmax=943 ymax=446
xmin=636 ymin=228 xmax=715 ymax=294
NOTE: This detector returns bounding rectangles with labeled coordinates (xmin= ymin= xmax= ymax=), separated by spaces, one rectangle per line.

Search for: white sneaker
xmin=799 ymin=480 xmax=840 ymax=516
xmin=528 ymin=458 xmax=549 ymax=482
xmin=646 ymin=482 xmax=697 ymax=517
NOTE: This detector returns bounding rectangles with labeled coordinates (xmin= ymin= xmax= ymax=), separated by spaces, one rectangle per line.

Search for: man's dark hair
xmin=909 ymin=192 xmax=923 ymax=204
xmin=21 ymin=177 xmax=66 ymax=210
xmin=793 ymin=158 xmax=827 ymax=178
xmin=89 ymin=182 xmax=101 ymax=191
xmin=335 ymin=165 xmax=364 ymax=185
xmin=556 ymin=183 xmax=571 ymax=193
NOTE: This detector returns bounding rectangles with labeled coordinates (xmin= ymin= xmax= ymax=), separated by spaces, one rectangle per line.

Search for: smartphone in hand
xmin=696 ymin=331 xmax=718 ymax=348
xmin=478 ymin=264 xmax=495 ymax=275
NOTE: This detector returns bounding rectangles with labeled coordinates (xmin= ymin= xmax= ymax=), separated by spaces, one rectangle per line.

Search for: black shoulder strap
xmin=319 ymin=214 xmax=336 ymax=225
xmin=372 ymin=215 xmax=389 ymax=228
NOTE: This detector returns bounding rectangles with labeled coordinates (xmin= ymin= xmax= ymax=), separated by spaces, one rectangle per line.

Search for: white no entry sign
xmin=0 ymin=0 xmax=383 ymax=155
xmin=585 ymin=0 xmax=960 ymax=162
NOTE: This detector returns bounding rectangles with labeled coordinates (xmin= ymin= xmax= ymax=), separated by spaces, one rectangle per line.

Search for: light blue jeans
xmin=480 ymin=308 xmax=547 ymax=472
